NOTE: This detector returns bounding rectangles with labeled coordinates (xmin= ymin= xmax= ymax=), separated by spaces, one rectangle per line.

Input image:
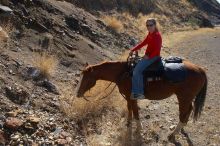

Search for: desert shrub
xmin=103 ymin=16 xmax=124 ymax=32
xmin=0 ymin=26 xmax=8 ymax=41
xmin=32 ymin=53 xmax=58 ymax=79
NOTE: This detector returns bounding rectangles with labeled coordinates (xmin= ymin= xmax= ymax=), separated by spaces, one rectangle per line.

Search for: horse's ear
xmin=85 ymin=62 xmax=89 ymax=67
xmin=89 ymin=67 xmax=93 ymax=72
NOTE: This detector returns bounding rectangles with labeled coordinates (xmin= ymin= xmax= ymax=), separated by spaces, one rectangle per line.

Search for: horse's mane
xmin=83 ymin=61 xmax=126 ymax=73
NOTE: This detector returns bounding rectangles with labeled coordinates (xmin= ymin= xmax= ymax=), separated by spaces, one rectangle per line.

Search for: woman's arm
xmin=130 ymin=35 xmax=148 ymax=52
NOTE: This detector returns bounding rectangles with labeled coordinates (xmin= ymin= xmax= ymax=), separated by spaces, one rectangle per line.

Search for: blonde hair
xmin=146 ymin=18 xmax=159 ymax=32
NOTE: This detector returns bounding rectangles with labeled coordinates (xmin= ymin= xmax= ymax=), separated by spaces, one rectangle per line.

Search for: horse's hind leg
xmin=169 ymin=96 xmax=193 ymax=141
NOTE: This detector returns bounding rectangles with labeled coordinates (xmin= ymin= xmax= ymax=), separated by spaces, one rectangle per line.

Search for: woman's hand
xmin=143 ymin=55 xmax=149 ymax=60
xmin=129 ymin=51 xmax=134 ymax=56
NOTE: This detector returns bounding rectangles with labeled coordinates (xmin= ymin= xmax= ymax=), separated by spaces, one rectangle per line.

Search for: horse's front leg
xmin=131 ymin=100 xmax=142 ymax=131
xmin=126 ymin=99 xmax=133 ymax=127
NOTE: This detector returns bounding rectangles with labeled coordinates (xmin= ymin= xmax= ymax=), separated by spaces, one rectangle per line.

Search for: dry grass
xmin=0 ymin=21 xmax=13 ymax=42
xmin=103 ymin=16 xmax=124 ymax=32
xmin=60 ymin=80 xmax=126 ymax=119
xmin=0 ymin=26 xmax=9 ymax=41
xmin=32 ymin=53 xmax=58 ymax=78
xmin=59 ymin=80 xmax=127 ymax=145
xmin=0 ymin=21 xmax=14 ymax=51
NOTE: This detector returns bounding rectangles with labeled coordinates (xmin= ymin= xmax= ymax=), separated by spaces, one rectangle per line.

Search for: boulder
xmin=36 ymin=79 xmax=59 ymax=95
xmin=21 ymin=67 xmax=41 ymax=80
xmin=0 ymin=4 xmax=12 ymax=18
xmin=56 ymin=138 xmax=67 ymax=145
xmin=4 ymin=117 xmax=23 ymax=130
xmin=65 ymin=15 xmax=80 ymax=31
xmin=5 ymin=85 xmax=30 ymax=104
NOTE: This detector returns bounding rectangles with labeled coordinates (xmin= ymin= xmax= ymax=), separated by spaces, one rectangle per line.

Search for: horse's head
xmin=76 ymin=65 xmax=96 ymax=97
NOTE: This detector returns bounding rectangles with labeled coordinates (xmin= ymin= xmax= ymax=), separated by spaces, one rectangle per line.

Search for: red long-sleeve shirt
xmin=131 ymin=31 xmax=162 ymax=59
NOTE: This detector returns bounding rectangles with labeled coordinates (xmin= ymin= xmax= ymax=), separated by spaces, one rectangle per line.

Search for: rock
xmin=5 ymin=85 xmax=30 ymax=104
xmin=0 ymin=4 xmax=13 ymax=17
xmin=24 ymin=122 xmax=35 ymax=131
xmin=29 ymin=19 xmax=48 ymax=32
xmin=4 ymin=117 xmax=23 ymax=130
xmin=36 ymin=79 xmax=59 ymax=95
xmin=0 ymin=130 xmax=7 ymax=145
xmin=21 ymin=67 xmax=41 ymax=80
xmin=6 ymin=111 xmax=18 ymax=117
xmin=49 ymin=117 xmax=54 ymax=122
xmin=145 ymin=115 xmax=150 ymax=119
xmin=64 ymin=43 xmax=77 ymax=51
xmin=11 ymin=47 xmax=22 ymax=52
xmin=0 ymin=115 xmax=6 ymax=121
xmin=80 ymin=24 xmax=92 ymax=34
xmin=56 ymin=138 xmax=67 ymax=145
xmin=66 ymin=137 xmax=72 ymax=143
xmin=11 ymin=134 xmax=20 ymax=140
xmin=129 ymin=37 xmax=138 ymax=47
xmin=65 ymin=15 xmax=80 ymax=30
xmin=60 ymin=59 xmax=73 ymax=67
xmin=27 ymin=116 xmax=40 ymax=124
xmin=40 ymin=34 xmax=53 ymax=50
xmin=59 ymin=131 xmax=70 ymax=138
xmin=169 ymin=125 xmax=176 ymax=131
xmin=36 ymin=129 xmax=47 ymax=137
xmin=0 ymin=121 xmax=3 ymax=129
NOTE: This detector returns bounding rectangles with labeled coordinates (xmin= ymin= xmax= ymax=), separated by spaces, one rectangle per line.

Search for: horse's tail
xmin=193 ymin=70 xmax=208 ymax=121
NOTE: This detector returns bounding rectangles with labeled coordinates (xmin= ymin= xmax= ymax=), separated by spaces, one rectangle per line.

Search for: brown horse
xmin=76 ymin=60 xmax=207 ymax=140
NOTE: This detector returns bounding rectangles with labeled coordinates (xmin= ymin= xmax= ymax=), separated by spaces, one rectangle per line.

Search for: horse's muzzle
xmin=76 ymin=91 xmax=83 ymax=98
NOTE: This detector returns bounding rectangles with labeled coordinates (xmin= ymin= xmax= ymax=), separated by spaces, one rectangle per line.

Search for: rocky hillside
xmin=0 ymin=0 xmax=219 ymax=145
xmin=190 ymin=0 xmax=220 ymax=24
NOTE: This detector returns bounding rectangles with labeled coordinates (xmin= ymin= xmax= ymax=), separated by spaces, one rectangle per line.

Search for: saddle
xmin=127 ymin=54 xmax=187 ymax=83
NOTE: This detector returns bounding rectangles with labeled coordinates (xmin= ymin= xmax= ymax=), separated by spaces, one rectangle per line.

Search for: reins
xmin=82 ymin=81 xmax=116 ymax=102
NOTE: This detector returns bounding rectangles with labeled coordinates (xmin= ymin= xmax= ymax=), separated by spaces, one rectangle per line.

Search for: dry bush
xmin=60 ymin=80 xmax=127 ymax=145
xmin=103 ymin=16 xmax=124 ymax=32
xmin=32 ymin=53 xmax=58 ymax=78
xmin=0 ymin=21 xmax=13 ymax=42
xmin=60 ymin=80 xmax=126 ymax=119
xmin=0 ymin=26 xmax=8 ymax=41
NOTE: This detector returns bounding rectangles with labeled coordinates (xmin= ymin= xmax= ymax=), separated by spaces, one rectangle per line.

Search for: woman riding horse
xmin=130 ymin=18 xmax=162 ymax=100
xmin=76 ymin=18 xmax=207 ymax=141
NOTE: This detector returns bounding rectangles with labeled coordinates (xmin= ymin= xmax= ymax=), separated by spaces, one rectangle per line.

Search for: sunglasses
xmin=146 ymin=24 xmax=154 ymax=27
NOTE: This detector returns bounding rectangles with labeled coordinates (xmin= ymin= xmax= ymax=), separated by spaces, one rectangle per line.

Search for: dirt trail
xmin=163 ymin=28 xmax=220 ymax=146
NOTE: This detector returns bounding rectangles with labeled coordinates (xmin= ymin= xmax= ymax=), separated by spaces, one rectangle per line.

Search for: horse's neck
xmin=94 ymin=61 xmax=127 ymax=83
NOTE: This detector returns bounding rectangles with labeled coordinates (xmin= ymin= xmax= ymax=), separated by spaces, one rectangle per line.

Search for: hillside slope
xmin=70 ymin=0 xmax=219 ymax=37
xmin=191 ymin=0 xmax=220 ymax=24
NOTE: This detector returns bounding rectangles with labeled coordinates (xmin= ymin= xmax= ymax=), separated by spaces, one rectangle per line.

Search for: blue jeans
xmin=132 ymin=56 xmax=159 ymax=95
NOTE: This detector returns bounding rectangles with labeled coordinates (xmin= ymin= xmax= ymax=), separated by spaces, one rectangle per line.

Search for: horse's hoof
xmin=168 ymin=134 xmax=175 ymax=142
xmin=136 ymin=122 xmax=143 ymax=131
xmin=126 ymin=121 xmax=131 ymax=127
